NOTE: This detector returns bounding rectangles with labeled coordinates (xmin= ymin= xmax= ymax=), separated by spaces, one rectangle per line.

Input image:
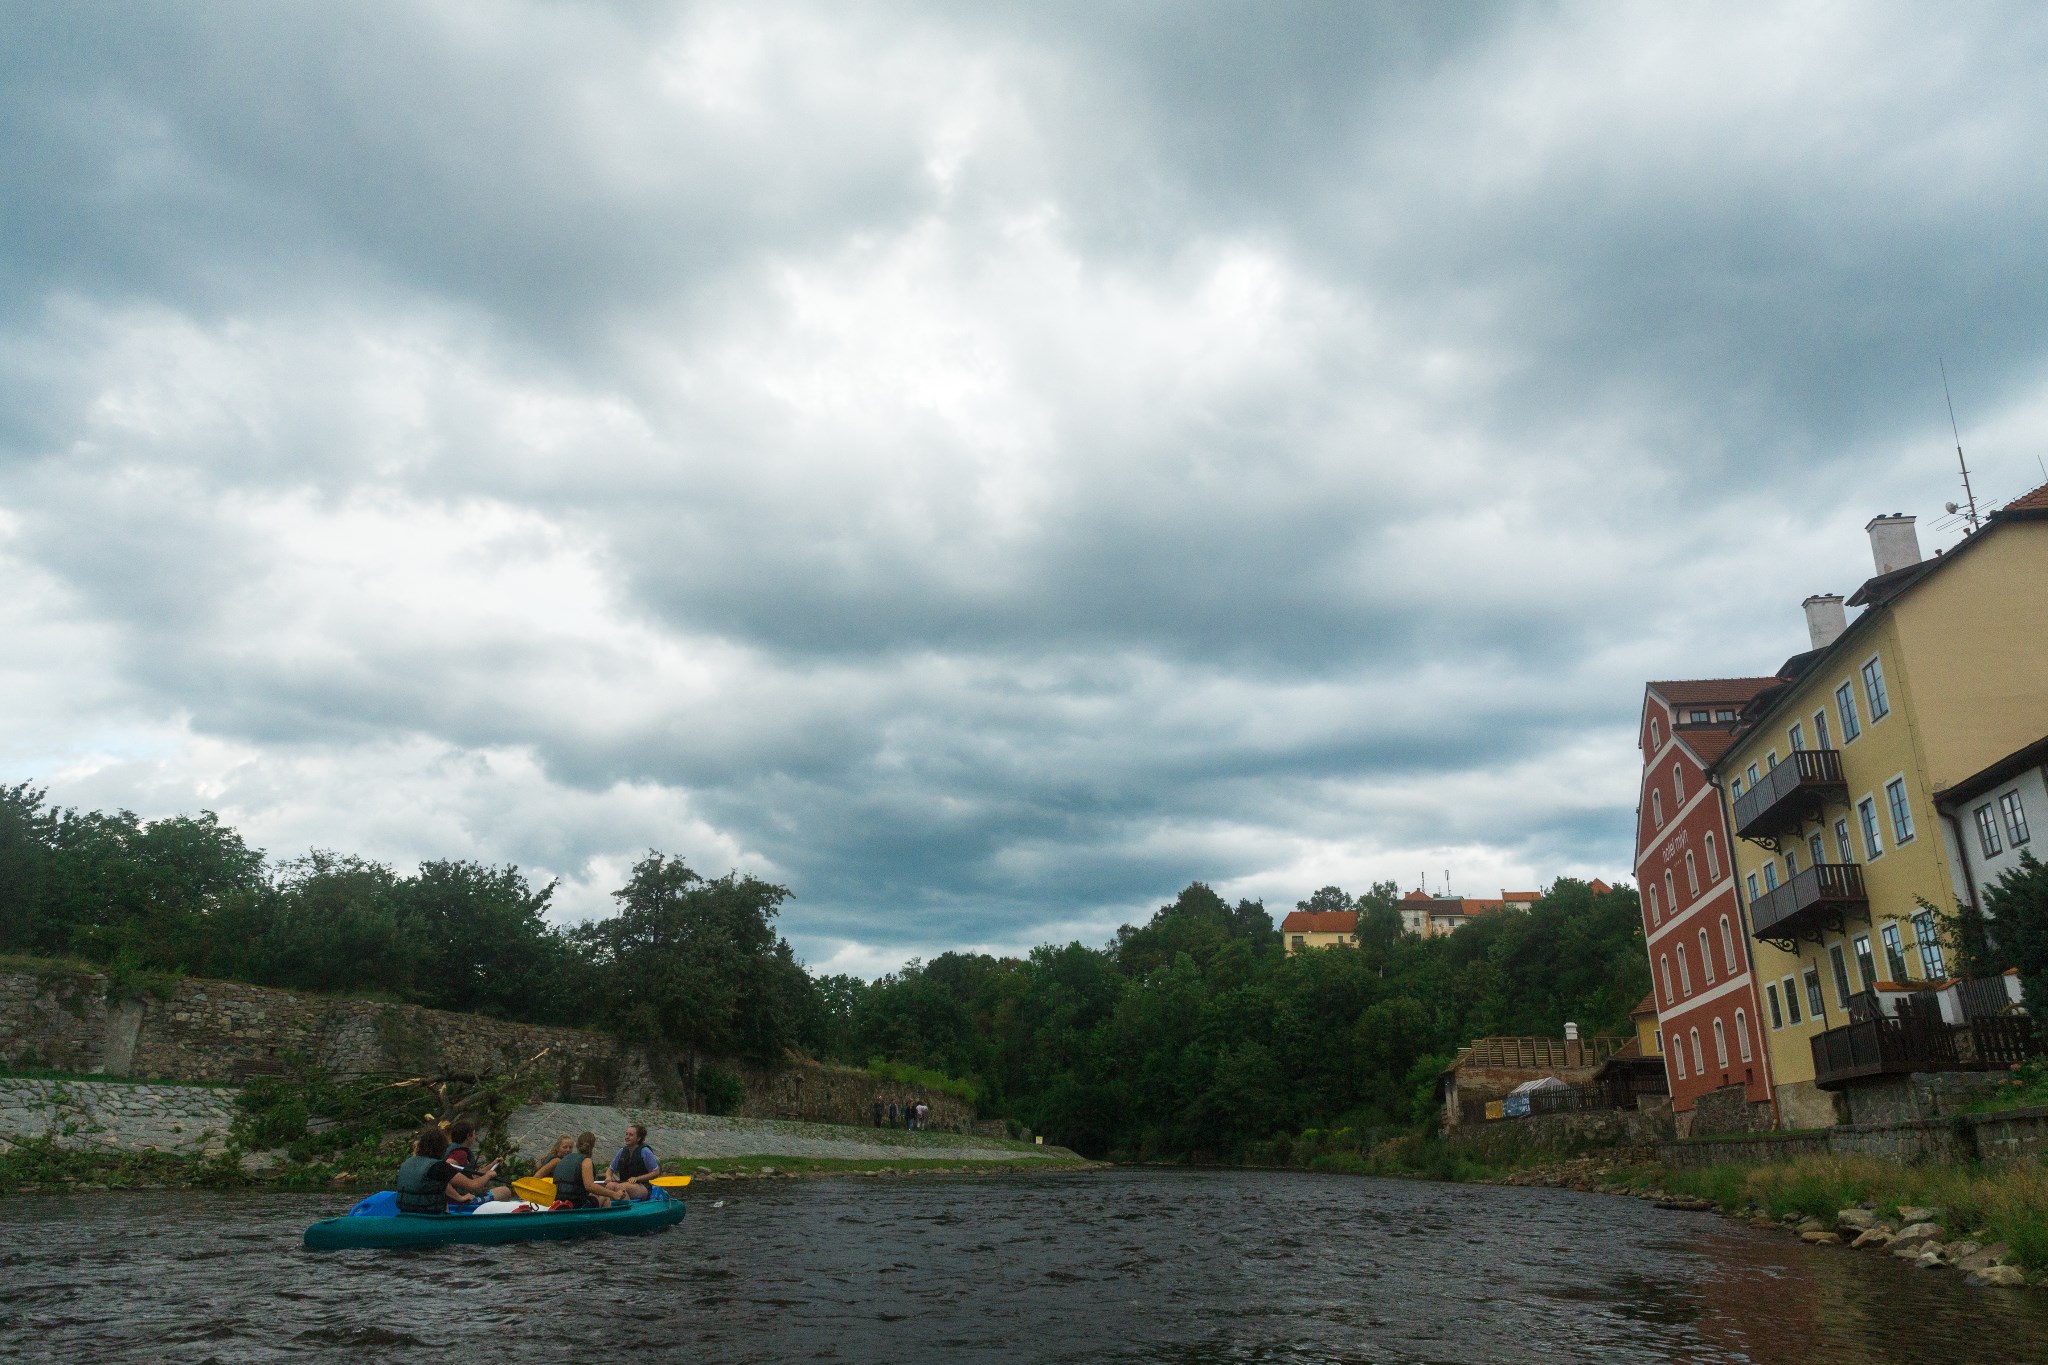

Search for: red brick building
xmin=1635 ymin=679 xmax=1778 ymax=1125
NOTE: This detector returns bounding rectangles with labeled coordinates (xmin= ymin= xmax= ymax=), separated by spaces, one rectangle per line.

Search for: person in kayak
xmin=531 ymin=1135 xmax=575 ymax=1182
xmin=554 ymin=1131 xmax=626 ymax=1209
xmin=608 ymin=1123 xmax=661 ymax=1201
xmin=395 ymin=1127 xmax=508 ymax=1214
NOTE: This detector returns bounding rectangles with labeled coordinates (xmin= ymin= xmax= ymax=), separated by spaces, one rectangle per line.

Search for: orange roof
xmin=1678 ymin=730 xmax=1739 ymax=766
xmin=1647 ymin=678 xmax=1782 ymax=707
xmin=1402 ymin=890 xmax=1434 ymax=902
xmin=1589 ymin=879 xmax=1612 ymax=894
xmin=1280 ymin=909 xmax=1356 ymax=933
xmin=2005 ymin=480 xmax=2048 ymax=512
xmin=1502 ymin=890 xmax=1539 ymax=902
xmin=1630 ymin=991 xmax=1658 ymax=1017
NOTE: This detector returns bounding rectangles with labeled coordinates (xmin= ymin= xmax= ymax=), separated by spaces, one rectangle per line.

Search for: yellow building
xmin=1631 ymin=991 xmax=1664 ymax=1060
xmin=1713 ymin=491 xmax=2048 ymax=1128
xmin=1280 ymin=909 xmax=1357 ymax=955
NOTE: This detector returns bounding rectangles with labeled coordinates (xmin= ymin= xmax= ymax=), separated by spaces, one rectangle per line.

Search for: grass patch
xmin=1617 ymin=1155 xmax=2048 ymax=1270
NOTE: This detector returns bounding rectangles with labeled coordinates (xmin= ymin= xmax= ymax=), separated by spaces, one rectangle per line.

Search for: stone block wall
xmin=725 ymin=1058 xmax=976 ymax=1131
xmin=0 ymin=1077 xmax=239 ymax=1155
xmin=1452 ymin=1104 xmax=1674 ymax=1159
xmin=0 ymin=964 xmax=110 ymax=1072
xmin=1840 ymin=1071 xmax=2007 ymax=1127
xmin=0 ymin=966 xmax=981 ymax=1133
xmin=1657 ymin=1106 xmax=2048 ymax=1168
xmin=1684 ymin=1083 xmax=1776 ymax=1138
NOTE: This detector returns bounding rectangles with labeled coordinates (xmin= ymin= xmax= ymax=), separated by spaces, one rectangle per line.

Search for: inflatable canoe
xmin=304 ymin=1194 xmax=685 ymax=1252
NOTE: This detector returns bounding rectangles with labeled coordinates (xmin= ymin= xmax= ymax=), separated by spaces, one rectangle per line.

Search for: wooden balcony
xmin=1747 ymin=862 xmax=1868 ymax=951
xmin=1732 ymin=748 xmax=1847 ymax=843
xmin=1811 ymin=1015 xmax=2043 ymax=1090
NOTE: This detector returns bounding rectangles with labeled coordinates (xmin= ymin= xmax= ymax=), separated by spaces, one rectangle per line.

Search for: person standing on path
xmin=888 ymin=1101 xmax=899 ymax=1128
xmin=872 ymin=1097 xmax=885 ymax=1128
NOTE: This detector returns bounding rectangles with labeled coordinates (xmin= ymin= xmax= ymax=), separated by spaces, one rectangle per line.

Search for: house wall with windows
xmin=1714 ymin=499 xmax=2048 ymax=1130
xmin=1280 ymin=910 xmax=1356 ymax=956
xmin=1936 ymin=735 xmax=2046 ymax=908
xmin=1633 ymin=681 xmax=1775 ymax=1119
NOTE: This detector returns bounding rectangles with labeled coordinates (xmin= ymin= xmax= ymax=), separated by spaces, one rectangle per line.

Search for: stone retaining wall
xmin=1655 ymin=1105 xmax=2048 ymax=1168
xmin=0 ymin=1077 xmax=240 ymax=1155
xmin=0 ymin=965 xmax=978 ymax=1132
xmin=1453 ymin=1103 xmax=1674 ymax=1158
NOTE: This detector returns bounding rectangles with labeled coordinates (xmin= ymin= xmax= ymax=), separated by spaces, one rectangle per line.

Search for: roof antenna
xmin=1941 ymin=358 xmax=1980 ymax=533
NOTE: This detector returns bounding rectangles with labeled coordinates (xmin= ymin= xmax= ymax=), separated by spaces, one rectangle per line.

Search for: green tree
xmin=1982 ymin=851 xmax=2048 ymax=1022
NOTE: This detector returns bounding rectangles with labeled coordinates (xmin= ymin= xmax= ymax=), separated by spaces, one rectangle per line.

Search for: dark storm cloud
xmin=4 ymin=2 xmax=2048 ymax=971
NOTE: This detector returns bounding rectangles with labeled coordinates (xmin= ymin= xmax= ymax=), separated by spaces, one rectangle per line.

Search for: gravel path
xmin=507 ymin=1101 xmax=1056 ymax=1165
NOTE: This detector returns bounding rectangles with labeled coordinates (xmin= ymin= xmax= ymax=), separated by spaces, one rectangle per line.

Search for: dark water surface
xmin=3 ymin=1169 xmax=2047 ymax=1363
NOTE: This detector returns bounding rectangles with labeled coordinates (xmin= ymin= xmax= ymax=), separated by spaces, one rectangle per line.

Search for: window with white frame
xmin=1719 ymin=915 xmax=1736 ymax=973
xmin=1854 ymin=934 xmax=1876 ymax=991
xmin=1647 ymin=882 xmax=1660 ymax=925
xmin=1715 ymin=709 xmax=1735 ymax=722
xmin=1672 ymin=763 xmax=1684 ymax=802
xmin=1735 ymin=1009 xmax=1753 ymax=1061
xmin=1789 ymin=721 xmax=1805 ymax=752
xmin=1807 ymin=832 xmax=1825 ymax=867
xmin=1762 ymin=862 xmax=1778 ymax=892
xmin=1836 ymin=681 xmax=1861 ymax=742
xmin=1673 ymin=1038 xmax=1687 ymax=1079
xmin=1859 ymin=797 xmax=1884 ymax=859
xmin=1784 ymin=849 xmax=1799 ymax=878
xmin=1677 ymin=943 xmax=1692 ymax=994
xmin=1705 ymin=833 xmax=1719 ymax=879
xmin=1652 ymin=790 xmax=1663 ymax=827
xmin=1765 ymin=982 xmax=1783 ymax=1029
xmin=1781 ymin=975 xmax=1802 ymax=1024
xmin=2004 ymin=790 xmax=2032 ymax=846
xmin=1747 ymin=762 xmax=1760 ymax=786
xmin=1767 ymin=750 xmax=1779 ymax=771
xmin=1731 ymin=775 xmax=1744 ymax=799
xmin=1660 ymin=955 xmax=1673 ymax=1005
xmin=1814 ymin=708 xmax=1831 ymax=750
xmin=1698 ymin=929 xmax=1715 ymax=984
xmin=1862 ymin=657 xmax=1889 ymax=721
xmin=1881 ymin=922 xmax=1908 ymax=981
xmin=1689 ymin=1028 xmax=1704 ymax=1073
xmin=1690 ymin=710 xmax=1708 ymax=723
xmin=1886 ymin=778 xmax=1914 ymax=844
xmin=1834 ymin=817 xmax=1853 ymax=864
xmin=1664 ymin=871 xmax=1677 ymax=915
xmin=1976 ymin=803 xmax=2004 ymax=857
xmin=1912 ymin=909 xmax=1946 ymax=980
xmin=1803 ymin=968 xmax=1825 ymax=1019
xmin=1650 ymin=718 xmax=1661 ymax=748
xmin=1685 ymin=851 xmax=1699 ymax=896
xmin=1746 ymin=871 xmax=1760 ymax=903
xmin=1713 ymin=1017 xmax=1728 ymax=1067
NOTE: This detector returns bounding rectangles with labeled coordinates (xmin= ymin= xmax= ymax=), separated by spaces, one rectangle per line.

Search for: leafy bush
xmin=697 ymin=1065 xmax=745 ymax=1116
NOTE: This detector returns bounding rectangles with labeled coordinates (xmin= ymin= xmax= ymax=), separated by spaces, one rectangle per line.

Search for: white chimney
xmin=1802 ymin=593 xmax=1847 ymax=650
xmin=1866 ymin=514 xmax=1921 ymax=576
xmin=1563 ymin=1021 xmax=1579 ymax=1042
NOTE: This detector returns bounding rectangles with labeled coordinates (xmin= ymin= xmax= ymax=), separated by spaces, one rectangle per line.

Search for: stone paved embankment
xmin=0 ymin=1077 xmax=238 ymax=1155
xmin=508 ymin=1101 xmax=1055 ymax=1166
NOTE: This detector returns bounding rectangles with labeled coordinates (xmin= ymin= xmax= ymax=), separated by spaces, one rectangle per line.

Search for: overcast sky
xmin=5 ymin=3 xmax=2047 ymax=976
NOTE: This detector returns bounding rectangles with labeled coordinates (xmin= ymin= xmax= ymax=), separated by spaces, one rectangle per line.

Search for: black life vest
xmin=396 ymin=1155 xmax=448 ymax=1215
xmin=613 ymin=1144 xmax=652 ymax=1181
xmin=555 ymin=1152 xmax=591 ymax=1204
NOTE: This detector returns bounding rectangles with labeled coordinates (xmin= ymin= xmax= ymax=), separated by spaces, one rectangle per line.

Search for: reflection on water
xmin=3 ymin=1169 xmax=2046 ymax=1363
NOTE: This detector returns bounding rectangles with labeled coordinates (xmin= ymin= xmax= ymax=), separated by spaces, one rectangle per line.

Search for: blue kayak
xmin=304 ymin=1195 xmax=685 ymax=1251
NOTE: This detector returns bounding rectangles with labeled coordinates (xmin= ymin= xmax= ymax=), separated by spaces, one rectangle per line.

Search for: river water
xmin=3 ymin=1169 xmax=2046 ymax=1364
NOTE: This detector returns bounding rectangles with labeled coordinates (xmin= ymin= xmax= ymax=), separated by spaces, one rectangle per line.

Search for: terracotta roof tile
xmin=1679 ymin=730 xmax=1739 ymax=765
xmin=2004 ymin=480 xmax=2048 ymax=512
xmin=1280 ymin=910 xmax=1356 ymax=934
xmin=1647 ymin=678 xmax=1783 ymax=707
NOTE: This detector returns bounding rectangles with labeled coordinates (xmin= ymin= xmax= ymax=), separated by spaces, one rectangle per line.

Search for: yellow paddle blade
xmin=649 ymin=1175 xmax=692 ymax=1188
xmin=512 ymin=1176 xmax=556 ymax=1203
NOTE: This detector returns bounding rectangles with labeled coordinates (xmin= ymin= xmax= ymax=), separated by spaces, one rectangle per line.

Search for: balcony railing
xmin=1732 ymin=748 xmax=1847 ymax=842
xmin=1747 ymin=862 xmax=1868 ymax=950
xmin=1811 ymin=1015 xmax=2044 ymax=1090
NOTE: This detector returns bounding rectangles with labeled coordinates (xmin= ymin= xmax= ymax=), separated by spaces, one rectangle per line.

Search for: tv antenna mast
xmin=1941 ymin=359 xmax=1980 ymax=533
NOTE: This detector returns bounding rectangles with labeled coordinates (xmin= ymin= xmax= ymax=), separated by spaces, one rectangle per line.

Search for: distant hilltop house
xmin=1280 ymin=880 xmax=1613 ymax=955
